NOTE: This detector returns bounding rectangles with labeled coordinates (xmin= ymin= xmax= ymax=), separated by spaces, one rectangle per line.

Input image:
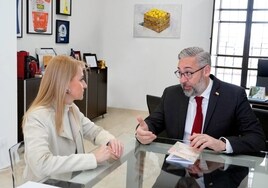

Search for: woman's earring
xmin=66 ymin=89 xmax=71 ymax=94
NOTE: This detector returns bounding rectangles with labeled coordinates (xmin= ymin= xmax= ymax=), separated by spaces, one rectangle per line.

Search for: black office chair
xmin=146 ymin=94 xmax=161 ymax=114
xmin=146 ymin=94 xmax=169 ymax=141
xmin=252 ymin=108 xmax=268 ymax=150
xmin=256 ymin=59 xmax=268 ymax=95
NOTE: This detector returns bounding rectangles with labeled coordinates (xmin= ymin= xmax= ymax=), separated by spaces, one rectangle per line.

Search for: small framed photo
xmin=74 ymin=51 xmax=81 ymax=61
xmin=56 ymin=0 xmax=72 ymax=16
xmin=36 ymin=48 xmax=57 ymax=71
xmin=83 ymin=53 xmax=98 ymax=68
xmin=249 ymin=86 xmax=266 ymax=100
xmin=26 ymin=0 xmax=53 ymax=35
xmin=17 ymin=0 xmax=23 ymax=38
xmin=55 ymin=20 xmax=70 ymax=44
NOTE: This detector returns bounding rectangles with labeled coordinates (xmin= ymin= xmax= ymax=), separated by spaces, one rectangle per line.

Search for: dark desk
xmin=248 ymin=98 xmax=268 ymax=110
xmin=39 ymin=133 xmax=268 ymax=188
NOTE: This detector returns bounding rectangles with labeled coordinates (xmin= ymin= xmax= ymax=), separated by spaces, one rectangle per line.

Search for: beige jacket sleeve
xmin=23 ymin=105 xmax=115 ymax=180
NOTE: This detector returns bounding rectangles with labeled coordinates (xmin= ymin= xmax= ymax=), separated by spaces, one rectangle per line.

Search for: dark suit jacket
xmin=145 ymin=75 xmax=266 ymax=153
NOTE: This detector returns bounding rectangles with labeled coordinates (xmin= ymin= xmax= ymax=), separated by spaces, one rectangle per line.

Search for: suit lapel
xmin=178 ymin=94 xmax=189 ymax=139
xmin=203 ymin=75 xmax=221 ymax=132
xmin=59 ymin=106 xmax=85 ymax=153
xmin=68 ymin=107 xmax=85 ymax=153
xmin=59 ymin=111 xmax=74 ymax=140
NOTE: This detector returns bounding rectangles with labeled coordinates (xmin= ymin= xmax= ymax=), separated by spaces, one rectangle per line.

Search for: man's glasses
xmin=174 ymin=65 xmax=207 ymax=79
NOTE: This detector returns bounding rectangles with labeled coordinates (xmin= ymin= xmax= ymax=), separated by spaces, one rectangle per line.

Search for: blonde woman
xmin=23 ymin=55 xmax=123 ymax=181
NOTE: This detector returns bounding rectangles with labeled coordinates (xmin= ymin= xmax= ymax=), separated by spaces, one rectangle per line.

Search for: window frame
xmin=210 ymin=0 xmax=268 ymax=89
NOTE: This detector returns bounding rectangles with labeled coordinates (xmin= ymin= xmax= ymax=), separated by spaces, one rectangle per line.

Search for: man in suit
xmin=136 ymin=47 xmax=265 ymax=154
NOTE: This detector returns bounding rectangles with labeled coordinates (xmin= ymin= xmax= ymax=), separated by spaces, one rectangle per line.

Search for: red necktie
xmin=191 ymin=96 xmax=203 ymax=135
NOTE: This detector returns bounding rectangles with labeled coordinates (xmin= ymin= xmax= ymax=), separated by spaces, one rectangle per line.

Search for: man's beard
xmin=181 ymin=76 xmax=207 ymax=97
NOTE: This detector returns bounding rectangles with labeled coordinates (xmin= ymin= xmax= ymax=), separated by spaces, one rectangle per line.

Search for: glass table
xmin=43 ymin=133 xmax=268 ymax=188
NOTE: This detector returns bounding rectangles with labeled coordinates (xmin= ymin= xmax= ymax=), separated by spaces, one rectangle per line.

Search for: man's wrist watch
xmin=220 ymin=137 xmax=226 ymax=143
xmin=219 ymin=137 xmax=227 ymax=151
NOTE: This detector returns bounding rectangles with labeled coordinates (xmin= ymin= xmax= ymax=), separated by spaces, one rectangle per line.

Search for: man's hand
xmin=190 ymin=133 xmax=226 ymax=152
xmin=135 ymin=116 xmax=157 ymax=144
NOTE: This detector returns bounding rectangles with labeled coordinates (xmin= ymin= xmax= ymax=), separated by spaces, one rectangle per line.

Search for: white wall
xmin=17 ymin=0 xmax=100 ymax=56
xmin=100 ymin=0 xmax=214 ymax=110
xmin=18 ymin=0 xmax=214 ymax=111
xmin=0 ymin=0 xmax=17 ymax=168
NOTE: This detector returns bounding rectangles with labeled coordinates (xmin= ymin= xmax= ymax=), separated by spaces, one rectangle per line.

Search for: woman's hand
xmin=93 ymin=139 xmax=124 ymax=163
xmin=107 ymin=139 xmax=124 ymax=160
xmin=93 ymin=145 xmax=113 ymax=163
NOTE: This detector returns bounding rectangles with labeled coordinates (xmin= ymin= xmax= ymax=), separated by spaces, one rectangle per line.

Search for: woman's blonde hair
xmin=22 ymin=55 xmax=85 ymax=134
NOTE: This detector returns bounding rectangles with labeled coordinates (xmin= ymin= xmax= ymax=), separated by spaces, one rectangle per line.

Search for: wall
xmin=100 ymin=0 xmax=214 ymax=110
xmin=17 ymin=0 xmax=102 ymax=57
xmin=0 ymin=0 xmax=17 ymax=168
xmin=17 ymin=0 xmax=214 ymax=111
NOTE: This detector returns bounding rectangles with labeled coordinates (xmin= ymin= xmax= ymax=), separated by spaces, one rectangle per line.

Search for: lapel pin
xmin=215 ymin=92 xmax=219 ymax=96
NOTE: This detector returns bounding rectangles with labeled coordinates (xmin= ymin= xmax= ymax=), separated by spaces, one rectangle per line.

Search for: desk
xmin=248 ymin=98 xmax=268 ymax=110
xmin=43 ymin=134 xmax=268 ymax=188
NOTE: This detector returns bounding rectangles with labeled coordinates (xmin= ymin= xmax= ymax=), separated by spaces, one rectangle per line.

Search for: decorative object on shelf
xmin=55 ymin=20 xmax=70 ymax=44
xmin=56 ymin=0 xmax=72 ymax=16
xmin=26 ymin=0 xmax=53 ymax=35
xmin=43 ymin=55 xmax=53 ymax=68
xmin=17 ymin=0 xmax=23 ymax=38
xmin=17 ymin=51 xmax=30 ymax=79
xmin=83 ymin=53 xmax=98 ymax=68
xmin=70 ymin=49 xmax=82 ymax=61
xmin=133 ymin=4 xmax=182 ymax=38
xmin=98 ymin=60 xmax=106 ymax=69
xmin=36 ymin=48 xmax=57 ymax=72
xmin=249 ymin=86 xmax=266 ymax=101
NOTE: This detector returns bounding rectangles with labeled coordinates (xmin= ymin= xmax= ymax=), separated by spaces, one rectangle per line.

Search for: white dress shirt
xmin=182 ymin=79 xmax=233 ymax=153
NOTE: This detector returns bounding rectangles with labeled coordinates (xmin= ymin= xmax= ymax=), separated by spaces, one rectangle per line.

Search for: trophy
xmin=98 ymin=60 xmax=106 ymax=69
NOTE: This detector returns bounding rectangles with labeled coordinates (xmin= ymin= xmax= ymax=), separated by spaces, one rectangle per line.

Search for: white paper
xmin=85 ymin=56 xmax=97 ymax=67
xmin=166 ymin=154 xmax=194 ymax=168
xmin=167 ymin=141 xmax=200 ymax=163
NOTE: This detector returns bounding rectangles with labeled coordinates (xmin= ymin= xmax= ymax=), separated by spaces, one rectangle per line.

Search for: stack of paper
xmin=166 ymin=141 xmax=200 ymax=167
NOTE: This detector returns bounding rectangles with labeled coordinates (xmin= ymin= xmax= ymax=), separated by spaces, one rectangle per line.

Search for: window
xmin=210 ymin=0 xmax=268 ymax=89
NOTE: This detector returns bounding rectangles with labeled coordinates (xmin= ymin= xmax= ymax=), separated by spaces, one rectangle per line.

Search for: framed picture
xmin=249 ymin=86 xmax=266 ymax=100
xmin=26 ymin=0 xmax=53 ymax=35
xmin=134 ymin=4 xmax=182 ymax=38
xmin=17 ymin=0 xmax=23 ymax=38
xmin=56 ymin=0 xmax=72 ymax=16
xmin=36 ymin=48 xmax=57 ymax=71
xmin=83 ymin=53 xmax=98 ymax=68
xmin=55 ymin=20 xmax=70 ymax=44
xmin=74 ymin=51 xmax=81 ymax=61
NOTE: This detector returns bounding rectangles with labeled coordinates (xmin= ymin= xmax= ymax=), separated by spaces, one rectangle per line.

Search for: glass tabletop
xmin=43 ymin=133 xmax=268 ymax=188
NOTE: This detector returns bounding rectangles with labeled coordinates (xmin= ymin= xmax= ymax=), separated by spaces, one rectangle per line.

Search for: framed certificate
xmin=83 ymin=53 xmax=98 ymax=68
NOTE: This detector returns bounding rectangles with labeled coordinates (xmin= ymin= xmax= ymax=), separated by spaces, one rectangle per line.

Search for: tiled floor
xmin=0 ymin=107 xmax=148 ymax=188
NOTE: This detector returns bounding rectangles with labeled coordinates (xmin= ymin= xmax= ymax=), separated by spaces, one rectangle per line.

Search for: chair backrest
xmin=252 ymin=108 xmax=268 ymax=150
xmin=256 ymin=59 xmax=268 ymax=95
xmin=146 ymin=95 xmax=168 ymax=140
xmin=9 ymin=141 xmax=26 ymax=188
xmin=146 ymin=95 xmax=161 ymax=114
